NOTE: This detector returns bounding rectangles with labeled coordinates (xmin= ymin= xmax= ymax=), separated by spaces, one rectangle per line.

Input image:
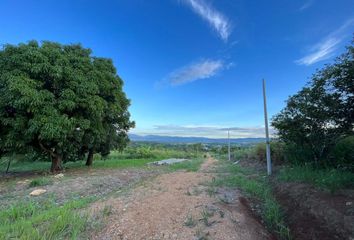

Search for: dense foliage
xmin=0 ymin=41 xmax=134 ymax=172
xmin=272 ymin=40 xmax=354 ymax=170
xmin=113 ymin=142 xmax=203 ymax=159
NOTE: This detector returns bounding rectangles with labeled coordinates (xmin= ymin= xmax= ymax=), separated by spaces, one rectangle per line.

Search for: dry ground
xmin=0 ymin=168 xmax=160 ymax=207
xmin=90 ymin=157 xmax=272 ymax=240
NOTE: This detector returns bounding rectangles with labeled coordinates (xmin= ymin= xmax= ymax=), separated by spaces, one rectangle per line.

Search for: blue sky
xmin=1 ymin=0 xmax=353 ymax=138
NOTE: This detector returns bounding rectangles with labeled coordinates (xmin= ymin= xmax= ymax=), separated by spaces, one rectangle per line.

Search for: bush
xmin=255 ymin=142 xmax=286 ymax=164
xmin=232 ymin=147 xmax=256 ymax=160
xmin=113 ymin=144 xmax=200 ymax=160
xmin=283 ymin=143 xmax=314 ymax=165
xmin=331 ymin=136 xmax=354 ymax=171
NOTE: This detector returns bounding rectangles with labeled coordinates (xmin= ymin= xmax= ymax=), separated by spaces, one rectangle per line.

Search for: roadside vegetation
xmin=221 ymin=142 xmax=354 ymax=192
xmin=0 ymin=198 xmax=93 ymax=240
xmin=271 ymin=41 xmax=354 ymax=172
xmin=211 ymin=156 xmax=291 ymax=239
xmin=277 ymin=165 xmax=354 ymax=193
xmin=208 ymin=41 xmax=354 ymax=237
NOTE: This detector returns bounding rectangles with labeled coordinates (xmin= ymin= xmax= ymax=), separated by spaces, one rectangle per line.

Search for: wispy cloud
xmin=165 ymin=59 xmax=227 ymax=86
xmin=295 ymin=38 xmax=341 ymax=65
xmin=299 ymin=0 xmax=314 ymax=11
xmin=296 ymin=19 xmax=354 ymax=66
xmin=131 ymin=124 xmax=275 ymax=138
xmin=182 ymin=0 xmax=231 ymax=41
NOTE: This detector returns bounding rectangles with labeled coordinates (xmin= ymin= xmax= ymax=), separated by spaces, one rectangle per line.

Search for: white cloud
xmin=131 ymin=124 xmax=276 ymax=138
xmin=299 ymin=0 xmax=314 ymax=11
xmin=182 ymin=0 xmax=231 ymax=41
xmin=166 ymin=59 xmax=225 ymax=86
xmin=296 ymin=19 xmax=354 ymax=66
xmin=295 ymin=37 xmax=341 ymax=65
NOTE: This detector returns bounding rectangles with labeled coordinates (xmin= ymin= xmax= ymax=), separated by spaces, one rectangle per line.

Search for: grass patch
xmin=167 ymin=158 xmax=204 ymax=172
xmin=200 ymin=208 xmax=214 ymax=227
xmin=28 ymin=177 xmax=53 ymax=188
xmin=212 ymin=159 xmax=291 ymax=240
xmin=278 ymin=165 xmax=354 ymax=193
xmin=0 ymin=155 xmax=162 ymax=174
xmin=0 ymin=158 xmax=52 ymax=173
xmin=184 ymin=213 xmax=197 ymax=228
xmin=206 ymin=186 xmax=217 ymax=197
xmin=102 ymin=205 xmax=113 ymax=217
xmin=1 ymin=149 xmax=203 ymax=174
xmin=89 ymin=158 xmax=158 ymax=169
xmin=0 ymin=198 xmax=93 ymax=240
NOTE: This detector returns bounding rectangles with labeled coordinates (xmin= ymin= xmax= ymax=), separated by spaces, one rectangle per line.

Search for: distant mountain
xmin=128 ymin=134 xmax=265 ymax=144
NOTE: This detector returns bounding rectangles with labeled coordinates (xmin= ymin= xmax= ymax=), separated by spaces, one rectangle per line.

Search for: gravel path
xmin=91 ymin=157 xmax=271 ymax=240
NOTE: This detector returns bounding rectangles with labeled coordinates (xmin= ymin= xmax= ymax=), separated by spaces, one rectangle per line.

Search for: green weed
xmin=0 ymin=198 xmax=92 ymax=240
xmin=102 ymin=205 xmax=113 ymax=217
xmin=206 ymin=186 xmax=217 ymax=197
xmin=195 ymin=227 xmax=210 ymax=240
xmin=200 ymin=208 xmax=214 ymax=227
xmin=278 ymin=165 xmax=354 ymax=193
xmin=184 ymin=213 xmax=197 ymax=228
xmin=212 ymin=159 xmax=291 ymax=240
xmin=29 ymin=177 xmax=52 ymax=188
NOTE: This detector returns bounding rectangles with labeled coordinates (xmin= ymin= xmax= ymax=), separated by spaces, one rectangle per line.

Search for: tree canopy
xmin=0 ymin=41 xmax=134 ymax=172
xmin=272 ymin=39 xmax=354 ymax=168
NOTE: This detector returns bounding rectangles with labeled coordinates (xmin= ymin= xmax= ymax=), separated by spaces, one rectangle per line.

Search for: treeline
xmin=0 ymin=41 xmax=134 ymax=172
xmin=271 ymin=40 xmax=354 ymax=171
xmin=112 ymin=142 xmax=204 ymax=159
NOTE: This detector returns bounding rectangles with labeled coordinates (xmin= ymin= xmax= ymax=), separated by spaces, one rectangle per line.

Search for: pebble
xmin=54 ymin=173 xmax=64 ymax=178
xmin=30 ymin=189 xmax=47 ymax=196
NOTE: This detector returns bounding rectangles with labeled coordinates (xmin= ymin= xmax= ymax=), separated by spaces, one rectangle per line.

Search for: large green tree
xmin=0 ymin=41 xmax=134 ymax=172
xmin=272 ymin=40 xmax=354 ymax=166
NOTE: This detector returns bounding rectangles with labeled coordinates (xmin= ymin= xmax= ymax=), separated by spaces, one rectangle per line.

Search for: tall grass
xmin=278 ymin=165 xmax=354 ymax=193
xmin=0 ymin=198 xmax=92 ymax=240
xmin=28 ymin=177 xmax=53 ymax=188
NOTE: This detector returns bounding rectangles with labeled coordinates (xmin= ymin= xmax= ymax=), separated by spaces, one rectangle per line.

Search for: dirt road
xmin=91 ymin=157 xmax=271 ymax=240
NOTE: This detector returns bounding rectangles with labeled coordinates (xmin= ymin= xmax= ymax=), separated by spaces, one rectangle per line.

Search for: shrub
xmin=255 ymin=143 xmax=266 ymax=162
xmin=331 ymin=136 xmax=354 ymax=171
xmin=232 ymin=147 xmax=256 ymax=160
xmin=255 ymin=142 xmax=286 ymax=164
xmin=283 ymin=143 xmax=314 ymax=165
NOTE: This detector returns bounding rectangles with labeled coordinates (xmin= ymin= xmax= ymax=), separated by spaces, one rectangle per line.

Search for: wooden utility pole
xmin=228 ymin=130 xmax=231 ymax=161
xmin=263 ymin=79 xmax=272 ymax=175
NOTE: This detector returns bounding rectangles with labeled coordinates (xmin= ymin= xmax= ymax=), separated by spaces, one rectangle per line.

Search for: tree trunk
xmin=51 ymin=154 xmax=63 ymax=173
xmin=5 ymin=157 xmax=12 ymax=174
xmin=86 ymin=149 xmax=94 ymax=166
